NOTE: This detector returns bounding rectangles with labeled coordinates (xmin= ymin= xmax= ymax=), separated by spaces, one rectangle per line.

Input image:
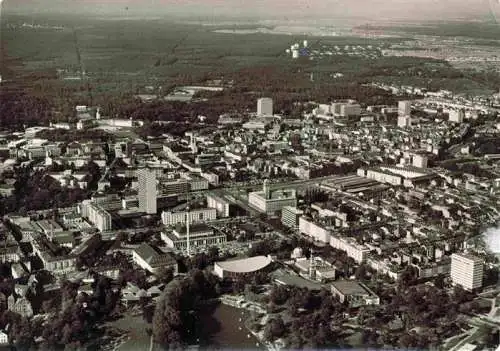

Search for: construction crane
xmin=72 ymin=27 xmax=93 ymax=107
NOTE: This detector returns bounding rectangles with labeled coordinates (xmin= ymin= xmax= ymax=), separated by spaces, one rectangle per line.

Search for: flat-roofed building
xmin=451 ymin=253 xmax=483 ymax=290
xmin=331 ymin=280 xmax=380 ymax=308
xmin=161 ymin=208 xmax=217 ymax=226
xmin=249 ymin=180 xmax=297 ymax=215
xmin=281 ymin=206 xmax=303 ymax=228
xmin=138 ymin=168 xmax=157 ymax=214
xmin=161 ymin=223 xmax=226 ymax=250
xmin=207 ymin=193 xmax=230 ymax=217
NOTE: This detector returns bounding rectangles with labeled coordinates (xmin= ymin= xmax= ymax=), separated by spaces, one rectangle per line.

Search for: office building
xmin=449 ymin=109 xmax=465 ymax=123
xmin=161 ymin=208 xmax=217 ymax=226
xmin=281 ymin=206 xmax=303 ymax=228
xmin=451 ymin=253 xmax=483 ymax=290
xmin=257 ymin=97 xmax=273 ymax=116
xmin=248 ymin=180 xmax=297 ymax=215
xmin=207 ymin=193 xmax=230 ymax=217
xmin=398 ymin=101 xmax=411 ymax=116
xmin=397 ymin=115 xmax=411 ymax=128
xmin=138 ymin=168 xmax=157 ymax=214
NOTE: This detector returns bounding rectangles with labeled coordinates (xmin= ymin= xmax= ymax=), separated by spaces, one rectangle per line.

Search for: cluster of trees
xmin=1 ymin=276 xmax=120 ymax=350
xmin=0 ymin=166 xmax=89 ymax=215
xmin=357 ymin=283 xmax=485 ymax=348
xmin=152 ymin=270 xmax=220 ymax=349
xmin=0 ymin=161 xmax=102 ymax=215
xmin=258 ymin=285 xmax=347 ymax=349
xmin=35 ymin=128 xmax=113 ymax=144
xmin=0 ymin=89 xmax=53 ymax=130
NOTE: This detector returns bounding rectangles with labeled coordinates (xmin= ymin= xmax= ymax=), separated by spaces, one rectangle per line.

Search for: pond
xmin=198 ymin=303 xmax=263 ymax=350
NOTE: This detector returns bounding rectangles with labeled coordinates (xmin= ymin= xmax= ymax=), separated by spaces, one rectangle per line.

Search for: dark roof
xmin=134 ymin=243 xmax=176 ymax=268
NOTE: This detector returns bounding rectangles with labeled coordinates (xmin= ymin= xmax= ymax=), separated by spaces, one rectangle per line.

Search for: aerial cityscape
xmin=1 ymin=0 xmax=500 ymax=350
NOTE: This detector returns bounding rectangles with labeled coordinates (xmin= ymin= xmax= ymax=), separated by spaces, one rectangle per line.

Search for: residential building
xmin=451 ymin=253 xmax=484 ymax=290
xmin=330 ymin=235 xmax=370 ymax=263
xmin=80 ymin=200 xmax=112 ymax=232
xmin=0 ymin=330 xmax=8 ymax=345
xmin=138 ymin=168 xmax=157 ymax=214
xmin=397 ymin=115 xmax=411 ymax=128
xmin=257 ymin=97 xmax=273 ymax=116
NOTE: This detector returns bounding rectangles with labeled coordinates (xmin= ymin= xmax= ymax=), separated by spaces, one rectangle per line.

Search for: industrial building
xmin=248 ymin=180 xmax=297 ymax=214
xmin=451 ymin=253 xmax=484 ymax=290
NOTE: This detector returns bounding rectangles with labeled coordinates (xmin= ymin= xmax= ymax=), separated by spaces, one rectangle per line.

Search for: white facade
xmin=366 ymin=169 xmax=402 ymax=186
xmin=0 ymin=331 xmax=8 ymax=345
xmin=330 ymin=235 xmax=370 ymax=263
xmin=80 ymin=200 xmax=112 ymax=232
xmin=398 ymin=100 xmax=411 ymax=116
xmin=207 ymin=193 xmax=230 ymax=217
xmin=161 ymin=208 xmax=217 ymax=226
xmin=138 ymin=168 xmax=157 ymax=214
xmin=257 ymin=97 xmax=273 ymax=116
xmin=299 ymin=217 xmax=331 ymax=243
xmin=340 ymin=104 xmax=361 ymax=117
xmin=451 ymin=253 xmax=483 ymax=290
xmin=412 ymin=154 xmax=428 ymax=168
xmin=448 ymin=109 xmax=465 ymax=123
xmin=397 ymin=115 xmax=411 ymax=128
xmin=248 ymin=190 xmax=297 ymax=215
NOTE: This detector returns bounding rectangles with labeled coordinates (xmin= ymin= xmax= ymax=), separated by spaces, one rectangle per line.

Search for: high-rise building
xmin=398 ymin=101 xmax=411 ymax=117
xmin=257 ymin=97 xmax=273 ymax=116
xmin=397 ymin=115 xmax=411 ymax=128
xmin=138 ymin=168 xmax=157 ymax=214
xmin=451 ymin=253 xmax=483 ymax=290
xmin=281 ymin=206 xmax=303 ymax=228
xmin=448 ymin=109 xmax=465 ymax=123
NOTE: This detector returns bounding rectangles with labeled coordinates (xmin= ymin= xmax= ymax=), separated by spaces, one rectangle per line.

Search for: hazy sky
xmin=2 ymin=0 xmax=498 ymax=21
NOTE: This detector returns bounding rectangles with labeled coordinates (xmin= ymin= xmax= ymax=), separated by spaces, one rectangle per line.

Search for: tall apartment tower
xmin=257 ymin=97 xmax=273 ymax=116
xmin=451 ymin=253 xmax=484 ymax=290
xmin=138 ymin=168 xmax=157 ymax=214
xmin=398 ymin=101 xmax=411 ymax=117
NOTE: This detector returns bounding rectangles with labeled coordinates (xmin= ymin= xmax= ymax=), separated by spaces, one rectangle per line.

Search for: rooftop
xmin=215 ymin=255 xmax=272 ymax=274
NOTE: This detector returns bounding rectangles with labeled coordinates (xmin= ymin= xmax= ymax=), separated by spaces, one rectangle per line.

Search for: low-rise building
xmin=330 ymin=280 xmax=380 ymax=308
xmin=132 ymin=243 xmax=178 ymax=275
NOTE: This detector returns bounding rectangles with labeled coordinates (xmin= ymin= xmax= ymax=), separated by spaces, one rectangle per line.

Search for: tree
xmin=263 ymin=317 xmax=285 ymax=342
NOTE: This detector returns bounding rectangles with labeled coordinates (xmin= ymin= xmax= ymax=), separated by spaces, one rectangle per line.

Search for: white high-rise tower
xmin=138 ymin=168 xmax=157 ymax=214
xmin=257 ymin=97 xmax=273 ymax=116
